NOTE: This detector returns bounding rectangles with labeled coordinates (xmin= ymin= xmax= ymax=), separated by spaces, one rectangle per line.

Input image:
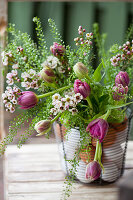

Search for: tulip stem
xmin=101 ymin=109 xmax=111 ymax=121
xmin=86 ymin=96 xmax=93 ymax=116
xmin=51 ymin=112 xmax=61 ymax=123
xmin=85 ymin=75 xmax=92 ymax=83
xmin=37 ymin=84 xmax=73 ymax=99
xmin=94 ymin=140 xmax=99 ymax=161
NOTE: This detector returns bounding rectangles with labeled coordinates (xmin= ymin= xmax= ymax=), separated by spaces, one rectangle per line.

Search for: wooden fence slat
xmin=0 ymin=0 xmax=7 ymax=140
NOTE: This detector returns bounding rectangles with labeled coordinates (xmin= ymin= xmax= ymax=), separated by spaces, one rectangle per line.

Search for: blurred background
xmin=0 ymin=1 xmax=133 ymax=200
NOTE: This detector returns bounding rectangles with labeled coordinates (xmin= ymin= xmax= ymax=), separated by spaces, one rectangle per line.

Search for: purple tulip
xmin=115 ymin=71 xmax=129 ymax=87
xmin=74 ymin=79 xmax=91 ymax=98
xmin=50 ymin=42 xmax=65 ymax=57
xmin=86 ymin=118 xmax=109 ymax=143
xmin=40 ymin=66 xmax=55 ymax=83
xmin=34 ymin=120 xmax=51 ymax=136
xmin=18 ymin=91 xmax=38 ymax=109
xmin=112 ymin=84 xmax=128 ymax=101
xmin=85 ymin=161 xmax=101 ymax=180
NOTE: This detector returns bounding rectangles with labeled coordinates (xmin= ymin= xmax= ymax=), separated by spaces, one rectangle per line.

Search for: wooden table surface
xmin=4 ymin=141 xmax=133 ymax=200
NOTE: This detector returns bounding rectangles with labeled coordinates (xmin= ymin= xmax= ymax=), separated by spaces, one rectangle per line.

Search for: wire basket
xmin=53 ymin=108 xmax=133 ymax=184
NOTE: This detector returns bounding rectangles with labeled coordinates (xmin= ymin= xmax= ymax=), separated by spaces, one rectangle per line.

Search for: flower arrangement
xmin=1 ymin=17 xmax=133 ymax=198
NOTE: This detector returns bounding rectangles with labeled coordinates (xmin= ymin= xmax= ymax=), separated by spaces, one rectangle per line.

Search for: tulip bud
xmin=50 ymin=42 xmax=65 ymax=57
xmin=85 ymin=161 xmax=101 ymax=180
xmin=74 ymin=79 xmax=91 ymax=98
xmin=18 ymin=91 xmax=38 ymax=109
xmin=86 ymin=118 xmax=109 ymax=143
xmin=115 ymin=71 xmax=129 ymax=87
xmin=73 ymin=62 xmax=88 ymax=79
xmin=40 ymin=66 xmax=55 ymax=83
xmin=35 ymin=120 xmax=51 ymax=136
xmin=112 ymin=84 xmax=128 ymax=101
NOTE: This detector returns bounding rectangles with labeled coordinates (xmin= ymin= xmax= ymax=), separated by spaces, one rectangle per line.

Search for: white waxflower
xmin=2 ymin=93 xmax=7 ymax=99
xmin=10 ymin=106 xmax=15 ymax=113
xmin=24 ymin=82 xmax=31 ymax=90
xmin=21 ymin=82 xmax=27 ymax=88
xmin=6 ymin=79 xmax=14 ymax=85
xmin=12 ymin=63 xmax=19 ymax=69
xmin=3 ymin=57 xmax=8 ymax=66
xmin=42 ymin=56 xmax=60 ymax=69
xmin=11 ymin=99 xmax=17 ymax=104
xmin=62 ymin=95 xmax=74 ymax=107
xmin=7 ymin=94 xmax=15 ymax=101
xmin=58 ymin=66 xmax=65 ymax=73
xmin=5 ymin=102 xmax=12 ymax=108
xmin=52 ymin=93 xmax=61 ymax=102
xmin=13 ymin=86 xmax=19 ymax=93
xmin=29 ymin=69 xmax=36 ymax=77
xmin=74 ymin=93 xmax=83 ymax=103
xmin=3 ymin=100 xmax=7 ymax=104
xmin=50 ymin=108 xmax=58 ymax=115
xmin=21 ymin=72 xmax=29 ymax=79
xmin=11 ymin=70 xmax=18 ymax=76
xmin=59 ymin=102 xmax=65 ymax=112
xmin=70 ymin=108 xmax=78 ymax=115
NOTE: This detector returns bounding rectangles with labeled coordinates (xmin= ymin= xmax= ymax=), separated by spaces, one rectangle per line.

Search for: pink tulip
xmin=74 ymin=79 xmax=91 ymax=98
xmin=112 ymin=84 xmax=128 ymax=101
xmin=34 ymin=120 xmax=51 ymax=136
xmin=86 ymin=118 xmax=109 ymax=143
xmin=40 ymin=66 xmax=55 ymax=83
xmin=50 ymin=42 xmax=65 ymax=57
xmin=18 ymin=91 xmax=38 ymax=109
xmin=115 ymin=71 xmax=129 ymax=87
xmin=85 ymin=161 xmax=101 ymax=180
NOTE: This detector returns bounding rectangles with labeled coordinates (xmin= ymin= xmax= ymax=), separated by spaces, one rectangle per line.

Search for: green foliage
xmin=33 ymin=17 xmax=49 ymax=62
xmin=7 ymin=24 xmax=41 ymax=71
xmin=48 ymin=18 xmax=64 ymax=45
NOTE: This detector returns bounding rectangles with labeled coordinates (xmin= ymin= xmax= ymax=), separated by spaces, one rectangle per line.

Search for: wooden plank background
xmin=4 ymin=142 xmax=133 ymax=200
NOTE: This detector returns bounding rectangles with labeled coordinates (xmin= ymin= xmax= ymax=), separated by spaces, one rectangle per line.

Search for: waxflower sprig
xmin=110 ymin=40 xmax=133 ymax=67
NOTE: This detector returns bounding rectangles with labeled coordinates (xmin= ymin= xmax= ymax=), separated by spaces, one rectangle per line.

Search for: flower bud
xmin=40 ymin=66 xmax=55 ymax=83
xmin=85 ymin=161 xmax=101 ymax=180
xmin=112 ymin=84 xmax=128 ymax=101
xmin=74 ymin=79 xmax=91 ymax=98
xmin=115 ymin=71 xmax=129 ymax=87
xmin=73 ymin=62 xmax=88 ymax=79
xmin=50 ymin=42 xmax=65 ymax=57
xmin=18 ymin=91 xmax=38 ymax=109
xmin=86 ymin=118 xmax=109 ymax=143
xmin=35 ymin=120 xmax=51 ymax=136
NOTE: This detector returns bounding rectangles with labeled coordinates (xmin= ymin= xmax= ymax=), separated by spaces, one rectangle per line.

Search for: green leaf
xmin=92 ymin=62 xmax=103 ymax=82
xmin=106 ymin=101 xmax=133 ymax=110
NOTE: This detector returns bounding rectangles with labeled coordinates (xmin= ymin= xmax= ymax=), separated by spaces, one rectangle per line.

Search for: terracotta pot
xmin=79 ymin=145 xmax=96 ymax=164
xmin=92 ymin=117 xmax=128 ymax=148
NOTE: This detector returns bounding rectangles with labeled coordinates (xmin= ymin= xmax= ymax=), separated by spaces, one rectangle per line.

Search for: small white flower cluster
xmin=110 ymin=40 xmax=133 ymax=67
xmin=1 ymin=51 xmax=13 ymax=66
xmin=2 ymin=86 xmax=21 ymax=113
xmin=42 ymin=56 xmax=65 ymax=73
xmin=6 ymin=70 xmax=20 ymax=85
xmin=21 ymin=69 xmax=41 ymax=90
xmin=50 ymin=93 xmax=83 ymax=116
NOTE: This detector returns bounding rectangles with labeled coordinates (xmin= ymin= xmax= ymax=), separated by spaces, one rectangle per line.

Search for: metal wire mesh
xmin=53 ymin=108 xmax=133 ymax=184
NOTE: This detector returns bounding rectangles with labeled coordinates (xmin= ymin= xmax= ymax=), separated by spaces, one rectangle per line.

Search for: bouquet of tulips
xmin=1 ymin=18 xmax=133 ymax=197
